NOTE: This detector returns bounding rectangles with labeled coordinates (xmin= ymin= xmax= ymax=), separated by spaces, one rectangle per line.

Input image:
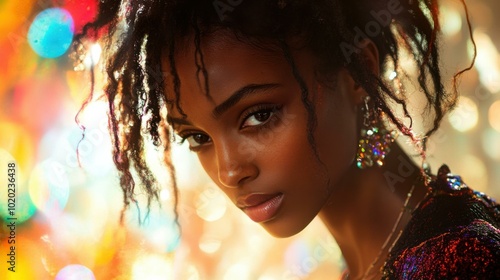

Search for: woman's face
xmin=163 ymin=32 xmax=361 ymax=237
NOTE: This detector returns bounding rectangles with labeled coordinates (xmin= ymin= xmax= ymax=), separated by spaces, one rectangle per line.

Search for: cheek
xmin=197 ymin=152 xmax=223 ymax=190
xmin=318 ymin=111 xmax=358 ymax=169
xmin=314 ymin=91 xmax=359 ymax=180
xmin=254 ymin=113 xmax=358 ymax=237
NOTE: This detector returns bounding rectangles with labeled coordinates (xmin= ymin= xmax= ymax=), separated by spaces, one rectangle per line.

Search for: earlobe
xmin=338 ymin=69 xmax=366 ymax=108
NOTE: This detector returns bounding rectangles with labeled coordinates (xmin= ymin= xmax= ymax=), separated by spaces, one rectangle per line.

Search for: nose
xmin=216 ymin=140 xmax=258 ymax=188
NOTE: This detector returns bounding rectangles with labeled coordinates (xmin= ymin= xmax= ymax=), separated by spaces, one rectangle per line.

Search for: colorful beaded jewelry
xmin=356 ymin=96 xmax=398 ymax=169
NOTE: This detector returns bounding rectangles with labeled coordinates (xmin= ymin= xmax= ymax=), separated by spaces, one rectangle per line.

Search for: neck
xmin=318 ymin=143 xmax=427 ymax=279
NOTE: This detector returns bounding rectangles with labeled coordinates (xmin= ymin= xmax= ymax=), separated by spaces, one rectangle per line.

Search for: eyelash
xmin=240 ymin=104 xmax=282 ymax=129
xmin=176 ymin=131 xmax=202 ymax=148
xmin=176 ymin=104 xmax=283 ymax=151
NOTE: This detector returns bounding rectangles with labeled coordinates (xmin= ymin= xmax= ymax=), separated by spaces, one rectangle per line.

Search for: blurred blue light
xmin=28 ymin=8 xmax=74 ymax=58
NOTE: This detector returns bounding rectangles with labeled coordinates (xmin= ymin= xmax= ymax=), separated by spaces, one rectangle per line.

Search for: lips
xmin=237 ymin=193 xmax=284 ymax=223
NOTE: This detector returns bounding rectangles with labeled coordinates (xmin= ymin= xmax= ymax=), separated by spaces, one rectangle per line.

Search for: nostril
xmin=237 ymin=175 xmax=252 ymax=186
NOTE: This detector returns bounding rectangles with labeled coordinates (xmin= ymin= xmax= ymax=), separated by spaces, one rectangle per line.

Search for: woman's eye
xmin=179 ymin=133 xmax=211 ymax=149
xmin=241 ymin=108 xmax=276 ymax=128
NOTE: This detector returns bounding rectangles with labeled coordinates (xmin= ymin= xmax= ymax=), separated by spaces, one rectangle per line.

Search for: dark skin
xmin=163 ymin=31 xmax=427 ymax=279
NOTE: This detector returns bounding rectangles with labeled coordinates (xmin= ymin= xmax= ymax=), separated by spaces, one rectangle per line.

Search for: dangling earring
xmin=356 ymin=96 xmax=397 ymax=169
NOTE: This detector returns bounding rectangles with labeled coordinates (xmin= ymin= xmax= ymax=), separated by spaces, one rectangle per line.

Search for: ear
xmin=346 ymin=39 xmax=381 ymax=106
xmin=359 ymin=39 xmax=380 ymax=77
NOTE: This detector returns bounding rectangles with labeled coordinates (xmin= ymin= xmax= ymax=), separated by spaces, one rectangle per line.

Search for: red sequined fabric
xmin=382 ymin=165 xmax=500 ymax=279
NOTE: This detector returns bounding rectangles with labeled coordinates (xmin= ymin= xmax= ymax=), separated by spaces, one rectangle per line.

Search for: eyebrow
xmin=212 ymin=83 xmax=281 ymax=118
xmin=166 ymin=115 xmax=192 ymax=127
xmin=166 ymin=83 xmax=281 ymax=128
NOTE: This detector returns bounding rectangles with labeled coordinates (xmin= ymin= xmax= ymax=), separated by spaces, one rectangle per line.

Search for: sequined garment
xmin=381 ymin=165 xmax=500 ymax=279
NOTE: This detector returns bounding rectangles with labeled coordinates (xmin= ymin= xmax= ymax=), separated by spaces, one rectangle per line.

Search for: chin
xmin=259 ymin=214 xmax=312 ymax=238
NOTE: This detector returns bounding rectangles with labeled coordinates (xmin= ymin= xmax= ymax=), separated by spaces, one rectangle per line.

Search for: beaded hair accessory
xmin=356 ymin=96 xmax=398 ymax=169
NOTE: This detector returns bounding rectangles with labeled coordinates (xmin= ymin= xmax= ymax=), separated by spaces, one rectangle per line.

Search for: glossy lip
xmin=237 ymin=193 xmax=284 ymax=223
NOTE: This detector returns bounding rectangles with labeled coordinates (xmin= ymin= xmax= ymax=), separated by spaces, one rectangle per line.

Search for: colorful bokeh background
xmin=0 ymin=0 xmax=499 ymax=279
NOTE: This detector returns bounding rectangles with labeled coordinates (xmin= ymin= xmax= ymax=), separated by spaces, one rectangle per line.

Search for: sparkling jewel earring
xmin=356 ymin=96 xmax=397 ymax=169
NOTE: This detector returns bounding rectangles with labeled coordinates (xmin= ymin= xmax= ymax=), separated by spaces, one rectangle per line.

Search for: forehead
xmin=161 ymin=31 xmax=298 ymax=115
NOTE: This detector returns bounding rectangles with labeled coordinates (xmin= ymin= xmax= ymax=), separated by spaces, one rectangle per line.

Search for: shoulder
xmin=387 ymin=219 xmax=500 ymax=279
xmin=383 ymin=164 xmax=500 ymax=279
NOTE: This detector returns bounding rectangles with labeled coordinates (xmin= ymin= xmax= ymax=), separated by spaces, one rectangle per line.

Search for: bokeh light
xmin=0 ymin=122 xmax=35 ymax=178
xmin=28 ymin=160 xmax=70 ymax=215
xmin=199 ymin=234 xmax=222 ymax=254
xmin=489 ymin=99 xmax=500 ymax=132
xmin=482 ymin=128 xmax=500 ymax=161
xmin=440 ymin=5 xmax=462 ymax=37
xmin=284 ymin=240 xmax=311 ymax=278
xmin=183 ymin=265 xmax=201 ymax=280
xmin=63 ymin=0 xmax=98 ymax=33
xmin=471 ymin=30 xmax=500 ymax=93
xmin=195 ymin=185 xmax=227 ymax=222
xmin=448 ymin=96 xmax=479 ymax=132
xmin=132 ymin=254 xmax=174 ymax=280
xmin=130 ymin=209 xmax=181 ymax=253
xmin=55 ymin=264 xmax=95 ymax=280
xmin=224 ymin=262 xmax=251 ymax=280
xmin=0 ymin=188 xmax=37 ymax=224
xmin=453 ymin=154 xmax=489 ymax=193
xmin=28 ymin=8 xmax=74 ymax=58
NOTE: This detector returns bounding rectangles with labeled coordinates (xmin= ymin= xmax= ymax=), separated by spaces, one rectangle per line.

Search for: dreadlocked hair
xmin=74 ymin=0 xmax=475 ymax=223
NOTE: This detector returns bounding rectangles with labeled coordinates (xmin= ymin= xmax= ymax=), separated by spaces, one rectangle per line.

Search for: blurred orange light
xmin=489 ymin=100 xmax=500 ymax=132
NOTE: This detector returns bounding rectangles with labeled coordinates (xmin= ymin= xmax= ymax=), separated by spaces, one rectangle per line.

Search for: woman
xmin=76 ymin=0 xmax=500 ymax=278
